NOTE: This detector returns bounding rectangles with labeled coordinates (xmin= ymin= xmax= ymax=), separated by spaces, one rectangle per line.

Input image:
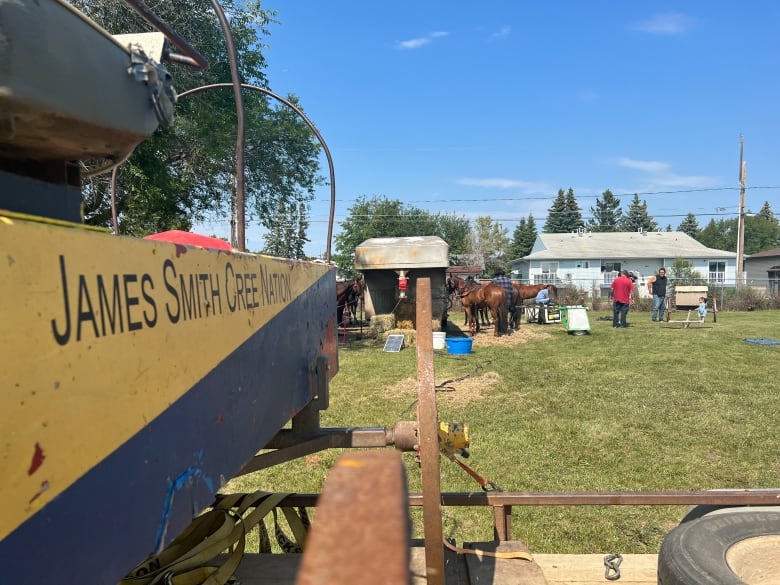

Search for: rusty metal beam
xmin=266 ymin=489 xmax=780 ymax=509
xmin=296 ymin=451 xmax=410 ymax=585
xmin=415 ymin=278 xmax=445 ymax=585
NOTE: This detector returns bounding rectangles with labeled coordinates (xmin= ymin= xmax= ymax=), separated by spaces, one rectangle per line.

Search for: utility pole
xmin=736 ymin=135 xmax=746 ymax=286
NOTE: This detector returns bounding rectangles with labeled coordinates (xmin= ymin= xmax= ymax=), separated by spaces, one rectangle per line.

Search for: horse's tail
xmin=498 ymin=303 xmax=508 ymax=335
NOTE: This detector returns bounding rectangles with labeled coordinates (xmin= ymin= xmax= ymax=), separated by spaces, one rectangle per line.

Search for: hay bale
xmin=371 ymin=314 xmax=396 ymax=336
xmin=396 ymin=319 xmax=414 ymax=330
xmin=385 ymin=328 xmax=417 ymax=347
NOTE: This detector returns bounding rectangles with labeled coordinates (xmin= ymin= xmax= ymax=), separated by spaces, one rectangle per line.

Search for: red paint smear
xmin=216 ymin=414 xmax=223 ymax=425
xmin=29 ymin=480 xmax=49 ymax=504
xmin=28 ymin=442 xmax=45 ymax=475
xmin=174 ymin=244 xmax=188 ymax=258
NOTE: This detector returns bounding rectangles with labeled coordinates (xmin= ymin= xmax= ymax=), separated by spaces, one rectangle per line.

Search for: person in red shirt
xmin=610 ymin=270 xmax=635 ymax=328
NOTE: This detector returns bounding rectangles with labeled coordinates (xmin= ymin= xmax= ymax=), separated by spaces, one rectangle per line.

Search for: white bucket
xmin=432 ymin=331 xmax=446 ymax=350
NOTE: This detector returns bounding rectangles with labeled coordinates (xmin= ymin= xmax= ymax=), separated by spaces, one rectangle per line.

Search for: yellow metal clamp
xmin=438 ymin=422 xmax=469 ymax=455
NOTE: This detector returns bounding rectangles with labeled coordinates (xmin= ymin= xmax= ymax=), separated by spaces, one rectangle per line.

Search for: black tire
xmin=658 ymin=510 xmax=780 ymax=585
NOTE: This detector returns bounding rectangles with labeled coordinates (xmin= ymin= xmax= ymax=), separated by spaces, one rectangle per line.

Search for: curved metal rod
xmin=178 ymin=83 xmax=337 ymax=261
xmin=122 ymin=0 xmax=208 ymax=69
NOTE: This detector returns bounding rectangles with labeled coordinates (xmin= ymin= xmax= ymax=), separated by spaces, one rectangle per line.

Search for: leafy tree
xmin=620 ymin=194 xmax=658 ymax=232
xmin=744 ymin=215 xmax=780 ymax=253
xmin=697 ymin=218 xmax=736 ymax=251
xmin=510 ymin=213 xmax=538 ymax=259
xmin=469 ymin=217 xmax=511 ymax=276
xmin=677 ymin=213 xmax=700 ymax=238
xmin=697 ymin=215 xmax=779 ymax=253
xmin=75 ymin=0 xmax=323 ymax=249
xmin=669 ymin=258 xmax=705 ymax=285
xmin=587 ymin=189 xmax=622 ymax=232
xmin=333 ymin=196 xmax=470 ymax=276
xmin=544 ymin=188 xmax=583 ymax=233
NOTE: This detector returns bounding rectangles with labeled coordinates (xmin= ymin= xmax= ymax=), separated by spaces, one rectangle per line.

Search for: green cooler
xmin=559 ymin=305 xmax=591 ymax=335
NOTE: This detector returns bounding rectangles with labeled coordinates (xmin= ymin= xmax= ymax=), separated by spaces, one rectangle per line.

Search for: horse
xmin=446 ymin=277 xmax=494 ymax=328
xmin=510 ymin=283 xmax=558 ymax=327
xmin=336 ymin=277 xmax=363 ymax=327
xmin=448 ymin=275 xmax=508 ymax=337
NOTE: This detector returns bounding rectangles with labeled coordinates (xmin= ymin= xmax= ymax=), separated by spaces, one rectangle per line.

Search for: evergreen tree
xmin=543 ymin=189 xmax=568 ymax=233
xmin=677 ymin=213 xmax=700 ymax=238
xmin=543 ymin=188 xmax=583 ymax=233
xmin=262 ymin=200 xmax=308 ymax=258
xmin=509 ymin=213 xmax=538 ymax=259
xmin=665 ymin=224 xmax=673 ymax=232
xmin=620 ymin=194 xmax=658 ymax=232
xmin=587 ymin=189 xmax=622 ymax=232
xmin=562 ymin=188 xmax=585 ymax=232
xmin=758 ymin=201 xmax=777 ymax=224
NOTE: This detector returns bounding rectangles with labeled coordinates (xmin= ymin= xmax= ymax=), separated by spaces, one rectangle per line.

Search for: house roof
xmin=746 ymin=247 xmax=780 ymax=259
xmin=525 ymin=231 xmax=735 ymax=260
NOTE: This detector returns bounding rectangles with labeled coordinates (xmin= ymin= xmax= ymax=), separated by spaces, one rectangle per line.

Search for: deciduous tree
xmin=76 ymin=0 xmax=323 ymax=250
xmin=333 ymin=196 xmax=470 ymax=276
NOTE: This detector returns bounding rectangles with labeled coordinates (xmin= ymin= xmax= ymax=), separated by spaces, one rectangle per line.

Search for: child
xmin=697 ymin=296 xmax=707 ymax=320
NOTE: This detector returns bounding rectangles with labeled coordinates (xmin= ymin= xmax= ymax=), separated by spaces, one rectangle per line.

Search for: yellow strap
xmin=443 ymin=539 xmax=535 ymax=561
xmin=119 ymin=493 xmax=296 ymax=585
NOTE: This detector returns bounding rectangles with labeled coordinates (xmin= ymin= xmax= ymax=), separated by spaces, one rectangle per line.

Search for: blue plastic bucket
xmin=445 ymin=337 xmax=473 ymax=354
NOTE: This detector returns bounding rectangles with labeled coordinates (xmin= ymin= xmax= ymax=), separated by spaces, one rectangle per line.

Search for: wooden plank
xmin=233 ymin=551 xmax=658 ymax=585
xmin=463 ymin=541 xmax=548 ymax=585
xmin=534 ymin=554 xmax=657 ymax=585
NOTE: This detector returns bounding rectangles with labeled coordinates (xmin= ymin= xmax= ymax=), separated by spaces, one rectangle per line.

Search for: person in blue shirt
xmin=535 ymin=287 xmax=550 ymax=305
xmin=697 ymin=296 xmax=707 ymax=320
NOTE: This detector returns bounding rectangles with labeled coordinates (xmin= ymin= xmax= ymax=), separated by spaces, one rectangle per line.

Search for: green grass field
xmin=229 ymin=309 xmax=780 ymax=554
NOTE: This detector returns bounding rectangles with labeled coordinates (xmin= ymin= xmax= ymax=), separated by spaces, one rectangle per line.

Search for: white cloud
xmin=457 ymin=177 xmax=550 ymax=192
xmin=491 ymin=25 xmax=511 ymax=40
xmin=633 ymin=12 xmax=691 ymax=35
xmin=396 ymin=31 xmax=449 ymax=50
xmin=616 ymin=157 xmax=718 ymax=189
xmin=618 ymin=157 xmax=670 ymax=173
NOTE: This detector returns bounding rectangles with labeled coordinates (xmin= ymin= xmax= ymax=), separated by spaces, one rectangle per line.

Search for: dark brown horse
xmin=448 ymin=275 xmax=508 ymax=337
xmin=336 ymin=277 xmax=364 ymax=326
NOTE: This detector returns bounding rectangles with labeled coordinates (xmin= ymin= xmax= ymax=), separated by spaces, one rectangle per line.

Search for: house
xmin=510 ymin=229 xmax=737 ymax=298
xmin=744 ymin=248 xmax=780 ymax=294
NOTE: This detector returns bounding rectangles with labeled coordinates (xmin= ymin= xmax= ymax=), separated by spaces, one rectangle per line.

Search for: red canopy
xmin=144 ymin=230 xmax=233 ymax=251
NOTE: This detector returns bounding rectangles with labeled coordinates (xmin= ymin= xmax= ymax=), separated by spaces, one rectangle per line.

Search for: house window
xmin=576 ymin=261 xmax=590 ymax=269
xmin=601 ymin=262 xmax=621 ymax=273
xmin=535 ymin=262 xmax=558 ymax=284
xmin=709 ymin=261 xmax=725 ymax=283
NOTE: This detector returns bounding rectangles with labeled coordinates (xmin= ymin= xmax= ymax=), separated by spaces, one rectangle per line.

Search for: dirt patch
xmin=445 ymin=322 xmax=553 ymax=347
xmin=387 ymin=371 xmax=502 ymax=407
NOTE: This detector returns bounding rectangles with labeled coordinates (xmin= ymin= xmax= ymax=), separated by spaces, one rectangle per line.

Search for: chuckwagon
xmin=666 ymin=285 xmax=718 ymax=327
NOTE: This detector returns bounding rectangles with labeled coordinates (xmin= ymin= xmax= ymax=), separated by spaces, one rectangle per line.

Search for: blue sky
xmin=200 ymin=2 xmax=780 ymax=257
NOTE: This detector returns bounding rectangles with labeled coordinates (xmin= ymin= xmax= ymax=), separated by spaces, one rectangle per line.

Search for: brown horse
xmin=510 ymin=283 xmax=558 ymax=328
xmin=513 ymin=283 xmax=558 ymax=302
xmin=448 ymin=275 xmax=508 ymax=337
xmin=336 ymin=277 xmax=364 ymax=326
